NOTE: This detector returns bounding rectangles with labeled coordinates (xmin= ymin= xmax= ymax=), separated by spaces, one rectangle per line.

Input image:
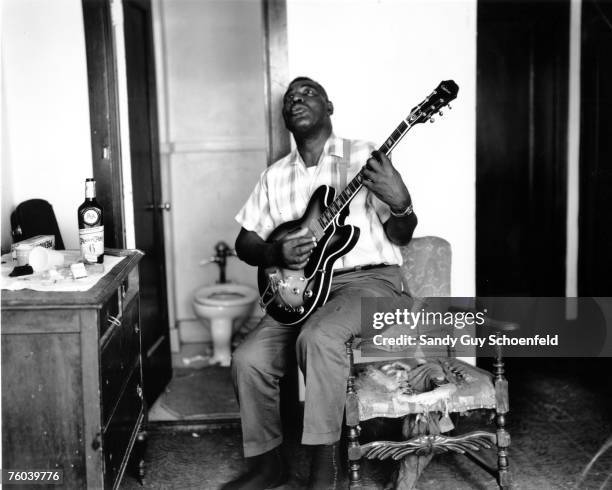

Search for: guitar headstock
xmin=408 ymin=80 xmax=459 ymax=125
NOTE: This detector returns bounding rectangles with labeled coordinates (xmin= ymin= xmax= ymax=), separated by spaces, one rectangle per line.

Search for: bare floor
xmin=122 ymin=358 xmax=612 ymax=489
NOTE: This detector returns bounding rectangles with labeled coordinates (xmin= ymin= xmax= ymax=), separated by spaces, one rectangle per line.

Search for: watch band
xmin=390 ymin=203 xmax=414 ymax=218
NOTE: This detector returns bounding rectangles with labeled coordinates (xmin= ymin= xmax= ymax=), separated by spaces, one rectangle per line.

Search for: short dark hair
xmin=286 ymin=76 xmax=329 ymax=101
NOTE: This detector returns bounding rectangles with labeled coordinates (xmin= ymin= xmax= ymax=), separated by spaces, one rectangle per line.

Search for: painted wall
xmin=1 ymin=0 xmax=93 ymax=252
xmin=153 ymin=0 xmax=476 ymax=342
xmin=153 ymin=0 xmax=268 ymax=339
xmin=286 ymin=0 xmax=477 ymax=296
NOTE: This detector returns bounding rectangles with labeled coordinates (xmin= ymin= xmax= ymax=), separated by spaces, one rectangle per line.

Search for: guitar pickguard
xmin=257 ymin=192 xmax=360 ymax=325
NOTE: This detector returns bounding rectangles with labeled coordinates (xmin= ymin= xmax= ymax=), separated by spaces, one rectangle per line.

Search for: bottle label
xmin=83 ymin=208 xmax=101 ymax=225
xmin=79 ymin=226 xmax=104 ymax=263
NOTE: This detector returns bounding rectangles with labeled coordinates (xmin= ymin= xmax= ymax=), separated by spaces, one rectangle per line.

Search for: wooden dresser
xmin=1 ymin=249 xmax=146 ymax=489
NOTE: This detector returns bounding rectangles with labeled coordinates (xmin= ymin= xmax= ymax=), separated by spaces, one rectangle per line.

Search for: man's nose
xmin=292 ymin=93 xmax=304 ymax=104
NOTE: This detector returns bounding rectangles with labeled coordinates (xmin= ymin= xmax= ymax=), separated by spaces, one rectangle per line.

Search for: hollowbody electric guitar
xmin=258 ymin=80 xmax=459 ymax=325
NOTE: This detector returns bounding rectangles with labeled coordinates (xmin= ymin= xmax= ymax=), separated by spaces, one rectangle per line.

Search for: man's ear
xmin=327 ymin=100 xmax=334 ymax=115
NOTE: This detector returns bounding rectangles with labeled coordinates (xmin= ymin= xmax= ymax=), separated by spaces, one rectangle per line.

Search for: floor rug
xmin=158 ymin=366 xmax=239 ymax=419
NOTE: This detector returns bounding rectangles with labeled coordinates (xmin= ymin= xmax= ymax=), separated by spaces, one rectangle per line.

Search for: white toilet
xmin=192 ymin=283 xmax=258 ymax=366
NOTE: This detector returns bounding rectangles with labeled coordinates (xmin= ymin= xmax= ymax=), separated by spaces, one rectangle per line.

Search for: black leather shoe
xmin=308 ymin=442 xmax=342 ymax=490
xmin=221 ymin=446 xmax=288 ymax=490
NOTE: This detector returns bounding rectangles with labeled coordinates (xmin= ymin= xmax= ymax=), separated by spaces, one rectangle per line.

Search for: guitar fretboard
xmin=316 ymin=115 xmax=416 ymax=230
xmin=315 ymin=80 xmax=458 ymax=231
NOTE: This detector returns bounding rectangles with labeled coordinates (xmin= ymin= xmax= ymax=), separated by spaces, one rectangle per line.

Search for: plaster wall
xmin=286 ymin=0 xmax=477 ymax=296
xmin=153 ymin=0 xmax=267 ymax=337
xmin=1 ymin=0 xmax=93 ymax=251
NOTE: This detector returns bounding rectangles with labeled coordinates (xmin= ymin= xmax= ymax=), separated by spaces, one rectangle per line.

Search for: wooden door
xmin=476 ymin=0 xmax=569 ymax=296
xmin=578 ymin=0 xmax=612 ymax=296
xmin=82 ymin=0 xmax=124 ymax=249
xmin=123 ymin=0 xmax=172 ymax=406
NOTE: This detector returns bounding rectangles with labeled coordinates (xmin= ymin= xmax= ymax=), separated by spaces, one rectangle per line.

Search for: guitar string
xmin=315 ymin=88 xmax=454 ymax=231
xmin=316 ymin=107 xmax=425 ymax=231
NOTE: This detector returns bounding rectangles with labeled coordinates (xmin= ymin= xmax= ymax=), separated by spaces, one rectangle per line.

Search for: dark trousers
xmin=231 ymin=266 xmax=403 ymax=457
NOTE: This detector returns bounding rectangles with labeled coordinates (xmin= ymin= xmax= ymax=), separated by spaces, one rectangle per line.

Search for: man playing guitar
xmin=225 ymin=76 xmax=417 ymax=489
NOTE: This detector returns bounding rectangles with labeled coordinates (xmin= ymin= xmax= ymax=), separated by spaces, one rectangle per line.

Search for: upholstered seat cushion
xmin=354 ymin=357 xmax=496 ymax=421
xmin=353 ymin=237 xmax=494 ymax=420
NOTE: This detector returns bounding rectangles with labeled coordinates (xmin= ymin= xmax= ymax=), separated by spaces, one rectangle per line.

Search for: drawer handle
xmin=92 ymin=433 xmax=102 ymax=451
xmin=108 ymin=315 xmax=122 ymax=328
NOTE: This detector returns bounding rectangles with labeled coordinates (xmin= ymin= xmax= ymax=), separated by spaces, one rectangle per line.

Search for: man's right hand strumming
xmin=235 ymin=227 xmax=317 ymax=270
xmin=275 ymin=228 xmax=317 ymax=270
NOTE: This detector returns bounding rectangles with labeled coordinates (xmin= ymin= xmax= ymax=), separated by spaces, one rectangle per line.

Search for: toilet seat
xmin=194 ymin=284 xmax=258 ymax=307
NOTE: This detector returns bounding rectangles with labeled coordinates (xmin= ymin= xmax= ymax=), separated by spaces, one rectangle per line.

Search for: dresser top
xmin=1 ymin=249 xmax=143 ymax=310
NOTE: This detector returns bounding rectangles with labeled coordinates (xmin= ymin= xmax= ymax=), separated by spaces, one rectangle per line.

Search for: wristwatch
xmin=390 ymin=203 xmax=414 ymax=218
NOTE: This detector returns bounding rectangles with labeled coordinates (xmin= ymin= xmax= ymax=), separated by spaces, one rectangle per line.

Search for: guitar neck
xmin=317 ymin=112 xmax=419 ymax=230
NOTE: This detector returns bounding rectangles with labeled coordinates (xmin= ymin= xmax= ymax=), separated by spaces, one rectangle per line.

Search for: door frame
xmin=262 ymin=0 xmax=291 ymax=165
xmin=82 ymin=0 xmax=126 ymax=249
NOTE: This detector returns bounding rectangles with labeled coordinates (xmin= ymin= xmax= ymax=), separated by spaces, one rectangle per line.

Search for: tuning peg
xmin=429 ymin=117 xmax=435 ymax=123
xmin=439 ymin=110 xmax=444 ymax=116
xmin=448 ymin=104 xmax=452 ymax=110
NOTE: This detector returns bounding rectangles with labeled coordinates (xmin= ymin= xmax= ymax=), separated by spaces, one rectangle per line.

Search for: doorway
xmin=123 ymin=0 xmax=172 ymax=406
xmin=82 ymin=0 xmax=172 ymax=406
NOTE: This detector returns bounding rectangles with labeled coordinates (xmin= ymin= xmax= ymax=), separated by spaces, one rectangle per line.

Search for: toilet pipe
xmin=200 ymin=241 xmax=237 ymax=283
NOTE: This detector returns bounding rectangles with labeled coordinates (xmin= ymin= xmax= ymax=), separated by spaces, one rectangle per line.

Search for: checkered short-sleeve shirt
xmin=235 ymin=135 xmax=403 ymax=268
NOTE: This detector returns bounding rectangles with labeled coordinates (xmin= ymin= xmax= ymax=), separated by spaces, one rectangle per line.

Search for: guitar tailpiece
xmin=259 ymin=281 xmax=280 ymax=311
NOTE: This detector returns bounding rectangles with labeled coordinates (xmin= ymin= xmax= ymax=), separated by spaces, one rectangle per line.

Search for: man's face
xmin=282 ymin=79 xmax=332 ymax=134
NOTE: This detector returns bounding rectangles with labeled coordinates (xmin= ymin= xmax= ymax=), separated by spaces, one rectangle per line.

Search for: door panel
xmin=578 ymin=0 xmax=612 ymax=296
xmin=82 ymin=0 xmax=124 ymax=248
xmin=124 ymin=0 xmax=172 ymax=405
xmin=477 ymin=1 xmax=569 ymax=296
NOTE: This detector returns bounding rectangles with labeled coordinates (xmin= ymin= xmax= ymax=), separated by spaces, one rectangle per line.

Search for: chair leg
xmin=347 ymin=423 xmax=361 ymax=487
xmin=345 ymin=340 xmax=361 ymax=488
xmin=494 ymin=352 xmax=511 ymax=489
xmin=495 ymin=412 xmax=511 ymax=489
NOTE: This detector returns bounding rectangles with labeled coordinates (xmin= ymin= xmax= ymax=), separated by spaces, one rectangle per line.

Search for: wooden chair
xmin=344 ymin=236 xmax=515 ymax=489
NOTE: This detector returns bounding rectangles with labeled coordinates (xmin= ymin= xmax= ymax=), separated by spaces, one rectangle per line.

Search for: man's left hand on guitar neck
xmin=362 ymin=151 xmax=417 ymax=246
xmin=362 ymin=151 xmax=411 ymax=212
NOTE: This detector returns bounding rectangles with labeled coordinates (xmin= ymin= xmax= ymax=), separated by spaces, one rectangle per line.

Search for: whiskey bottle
xmin=78 ymin=178 xmax=104 ymax=264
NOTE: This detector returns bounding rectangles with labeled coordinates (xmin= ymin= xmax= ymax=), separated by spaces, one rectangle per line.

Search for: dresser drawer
xmin=101 ymin=297 xmax=141 ymax=424
xmin=102 ymin=366 xmax=144 ymax=489
xmin=100 ymin=288 xmax=120 ymax=339
xmin=100 ymin=269 xmax=139 ymax=339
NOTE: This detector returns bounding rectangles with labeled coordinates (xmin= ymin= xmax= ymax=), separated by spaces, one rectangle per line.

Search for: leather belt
xmin=334 ymin=263 xmax=388 ymax=276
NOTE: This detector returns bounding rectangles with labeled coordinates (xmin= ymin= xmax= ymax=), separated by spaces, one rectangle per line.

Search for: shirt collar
xmin=289 ymin=133 xmax=345 ymax=166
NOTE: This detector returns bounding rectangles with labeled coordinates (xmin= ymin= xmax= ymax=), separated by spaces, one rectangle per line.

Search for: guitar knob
xmin=297 ymin=306 xmax=305 ymax=314
xmin=292 ymin=288 xmax=300 ymax=295
xmin=304 ymin=289 xmax=313 ymax=298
